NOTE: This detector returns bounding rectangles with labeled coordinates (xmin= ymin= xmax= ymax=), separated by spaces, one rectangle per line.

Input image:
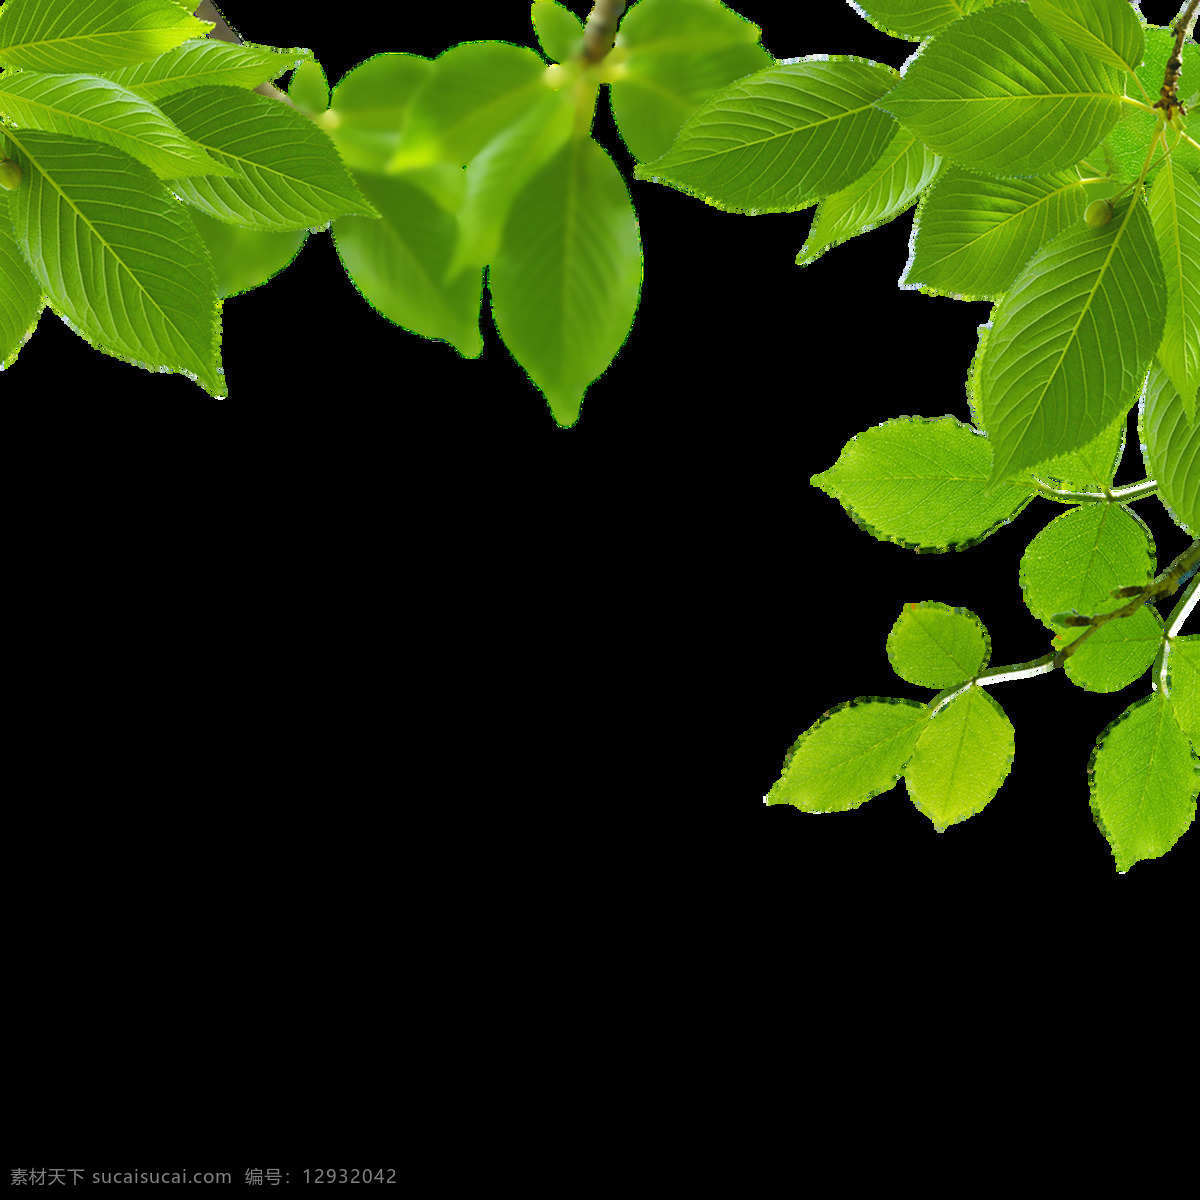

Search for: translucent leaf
xmin=184 ymin=206 xmax=307 ymax=301
xmin=1016 ymin=407 xmax=1127 ymax=500
xmin=156 ymin=86 xmax=381 ymax=231
xmin=99 ymin=39 xmax=315 ymax=104
xmin=976 ymin=195 xmax=1165 ymax=489
xmin=903 ymin=166 xmax=1087 ymax=301
xmin=532 ymin=0 xmax=585 ymax=65
xmin=331 ymin=172 xmax=484 ymax=360
xmin=288 ymin=57 xmax=330 ymax=118
xmin=849 ymin=0 xmax=998 ymax=42
xmin=1018 ymin=503 xmax=1156 ymax=632
xmin=632 ymin=57 xmax=899 ymax=214
xmin=1164 ymin=635 xmax=1200 ymax=749
xmin=766 ymin=696 xmax=929 ymax=813
xmin=876 ymin=4 xmax=1124 ymax=177
xmin=445 ymin=87 xmax=573 ymax=282
xmin=490 ymin=135 xmax=641 ymax=427
xmin=886 ymin=600 xmax=990 ymax=688
xmin=321 ymin=54 xmax=434 ymax=176
xmin=1147 ymin=160 xmax=1200 ymax=421
xmin=385 ymin=42 xmax=548 ymax=171
xmin=1139 ymin=361 xmax=1200 ymax=536
xmin=1059 ymin=604 xmax=1163 ymax=693
xmin=796 ymin=127 xmax=942 ymax=268
xmin=1026 ymin=0 xmax=1144 ymax=75
xmin=809 ymin=414 xmax=1034 ymax=552
xmin=1088 ymin=691 xmax=1198 ymax=872
xmin=608 ymin=0 xmax=773 ymax=165
xmin=0 ymin=0 xmax=211 ymax=72
xmin=0 ymin=214 xmax=44 ymax=370
xmin=0 ymin=71 xmax=237 ymax=179
xmin=904 ymin=685 xmax=1015 ymax=831
xmin=4 ymin=128 xmax=224 ymax=396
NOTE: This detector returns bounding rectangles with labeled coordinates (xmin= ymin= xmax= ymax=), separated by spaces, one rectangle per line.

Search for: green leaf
xmin=886 ymin=600 xmax=990 ymax=688
xmin=446 ymin=87 xmax=573 ymax=282
xmin=0 ymin=71 xmax=237 ymax=179
xmin=1139 ymin=360 xmax=1200 ymax=536
xmin=904 ymin=685 xmax=1015 ymax=831
xmin=766 ymin=697 xmax=929 ymax=812
xmin=608 ymin=0 xmax=773 ymax=165
xmin=1018 ymin=503 xmax=1155 ymax=632
xmin=796 ymin=127 xmax=942 ymax=268
xmin=809 ymin=414 xmax=1034 ymax=552
xmin=99 ymin=39 xmax=314 ymax=103
xmin=331 ymin=172 xmax=484 ymax=360
xmin=1088 ymin=691 xmax=1198 ymax=872
xmin=1164 ymin=635 xmax=1200 ymax=749
xmin=0 ymin=0 xmax=211 ymax=72
xmin=976 ymin=195 xmax=1165 ymax=489
xmin=1097 ymin=26 xmax=1200 ymax=186
xmin=155 ymin=86 xmax=381 ymax=231
xmin=184 ymin=205 xmax=307 ymax=301
xmin=287 ymin=57 xmax=330 ymax=117
xmin=0 ymin=212 xmax=44 ymax=369
xmin=489 ymin=135 xmax=641 ymax=427
xmin=851 ymin=0 xmax=999 ymax=42
xmin=1013 ymin=407 xmax=1127 ymax=499
xmin=1026 ymin=0 xmax=1144 ymax=75
xmin=4 ymin=128 xmax=224 ymax=396
xmin=903 ymin=166 xmax=1087 ymax=301
xmin=385 ymin=42 xmax=548 ymax=172
xmin=320 ymin=53 xmax=435 ymax=176
xmin=532 ymin=0 xmax=585 ymax=65
xmin=632 ymin=57 xmax=899 ymax=214
xmin=1147 ymin=161 xmax=1200 ymax=420
xmin=876 ymin=2 xmax=1124 ymax=177
xmin=1060 ymin=605 xmax=1164 ymax=693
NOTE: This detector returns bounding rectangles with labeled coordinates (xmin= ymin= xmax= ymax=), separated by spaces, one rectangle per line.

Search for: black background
xmin=4 ymin=0 xmax=1193 ymax=987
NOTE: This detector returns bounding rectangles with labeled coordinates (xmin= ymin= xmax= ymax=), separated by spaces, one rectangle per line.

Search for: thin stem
xmin=580 ymin=0 xmax=627 ymax=65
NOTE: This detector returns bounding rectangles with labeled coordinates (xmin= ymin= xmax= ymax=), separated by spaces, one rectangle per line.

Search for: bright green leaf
xmin=99 ymin=39 xmax=314 ymax=103
xmin=446 ymin=88 xmax=573 ymax=282
xmin=976 ymin=195 xmax=1165 ymax=489
xmin=1139 ymin=360 xmax=1200 ymax=536
xmin=385 ymin=42 xmax=548 ymax=171
xmin=321 ymin=53 xmax=435 ymax=176
xmin=810 ymin=414 xmax=1034 ymax=552
xmin=4 ymin=128 xmax=224 ymax=396
xmin=767 ymin=696 xmax=929 ymax=812
xmin=1088 ymin=690 xmax=1198 ymax=872
xmin=1148 ymin=161 xmax=1200 ymax=420
xmin=1060 ymin=605 xmax=1164 ymax=693
xmin=797 ymin=127 xmax=942 ymax=268
xmin=490 ymin=135 xmax=641 ymax=427
xmin=156 ymin=86 xmax=381 ymax=231
xmin=850 ymin=0 xmax=998 ymax=42
xmin=0 ymin=0 xmax=211 ymax=72
xmin=904 ymin=166 xmax=1087 ymax=300
xmin=1026 ymin=0 xmax=1145 ymax=75
xmin=532 ymin=0 xmax=585 ymax=65
xmin=0 ymin=71 xmax=237 ymax=179
xmin=632 ymin=57 xmax=898 ymax=214
xmin=1164 ymin=635 xmax=1200 ymax=749
xmin=886 ymin=600 xmax=990 ymax=689
xmin=904 ymin=685 xmax=1015 ymax=831
xmin=608 ymin=0 xmax=773 ymax=165
xmin=331 ymin=172 xmax=484 ymax=360
xmin=288 ymin=57 xmax=330 ymax=117
xmin=184 ymin=206 xmax=307 ymax=301
xmin=0 ymin=214 xmax=44 ymax=370
xmin=876 ymin=3 xmax=1124 ymax=177
xmin=1018 ymin=502 xmax=1155 ymax=632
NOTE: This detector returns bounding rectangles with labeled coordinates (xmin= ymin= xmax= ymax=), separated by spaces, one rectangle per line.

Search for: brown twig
xmin=1153 ymin=0 xmax=1199 ymax=120
xmin=580 ymin=1 xmax=627 ymax=65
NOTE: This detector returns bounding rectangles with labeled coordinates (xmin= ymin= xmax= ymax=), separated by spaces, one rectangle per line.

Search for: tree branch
xmin=580 ymin=1 xmax=627 ymax=65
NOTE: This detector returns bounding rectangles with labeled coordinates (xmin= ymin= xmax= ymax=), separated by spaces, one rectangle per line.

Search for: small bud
xmin=1084 ymin=199 xmax=1113 ymax=228
xmin=0 ymin=158 xmax=21 ymax=191
xmin=1051 ymin=611 xmax=1092 ymax=628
